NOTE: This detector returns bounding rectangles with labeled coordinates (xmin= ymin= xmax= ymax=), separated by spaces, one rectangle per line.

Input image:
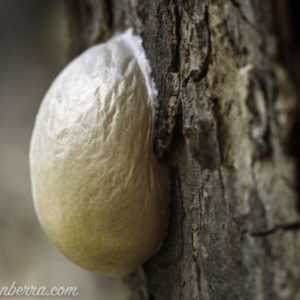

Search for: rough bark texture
xmin=64 ymin=0 xmax=300 ymax=299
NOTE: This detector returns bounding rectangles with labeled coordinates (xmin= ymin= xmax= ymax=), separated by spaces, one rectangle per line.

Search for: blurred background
xmin=0 ymin=1 xmax=126 ymax=299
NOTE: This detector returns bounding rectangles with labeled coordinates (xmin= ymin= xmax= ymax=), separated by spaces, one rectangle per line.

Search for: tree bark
xmin=64 ymin=0 xmax=300 ymax=299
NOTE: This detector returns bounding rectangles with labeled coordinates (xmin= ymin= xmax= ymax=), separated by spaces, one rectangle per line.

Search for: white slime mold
xmin=29 ymin=29 xmax=170 ymax=275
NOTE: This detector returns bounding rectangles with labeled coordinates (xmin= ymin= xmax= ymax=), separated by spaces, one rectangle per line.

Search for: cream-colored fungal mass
xmin=29 ymin=29 xmax=170 ymax=275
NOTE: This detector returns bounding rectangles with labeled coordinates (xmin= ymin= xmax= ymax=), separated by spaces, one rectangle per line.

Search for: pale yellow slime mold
xmin=29 ymin=29 xmax=170 ymax=276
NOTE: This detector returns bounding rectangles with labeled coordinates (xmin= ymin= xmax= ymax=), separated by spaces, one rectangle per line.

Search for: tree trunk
xmin=64 ymin=0 xmax=300 ymax=299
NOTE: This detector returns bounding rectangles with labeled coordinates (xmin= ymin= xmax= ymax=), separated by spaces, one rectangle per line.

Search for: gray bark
xmin=64 ymin=0 xmax=300 ymax=299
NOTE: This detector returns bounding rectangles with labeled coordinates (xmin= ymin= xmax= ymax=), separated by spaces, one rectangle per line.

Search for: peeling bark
xmin=64 ymin=1 xmax=300 ymax=299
